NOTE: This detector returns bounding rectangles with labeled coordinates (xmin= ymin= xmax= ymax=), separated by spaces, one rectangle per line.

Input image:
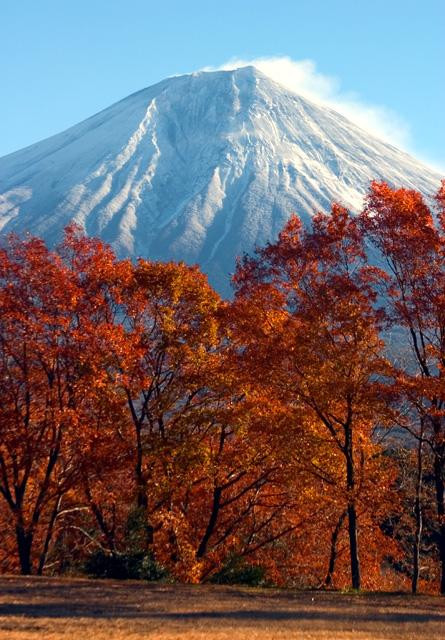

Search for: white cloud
xmin=201 ymin=56 xmax=412 ymax=151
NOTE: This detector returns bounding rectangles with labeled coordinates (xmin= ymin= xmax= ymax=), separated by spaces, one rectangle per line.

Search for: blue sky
xmin=1 ymin=0 xmax=444 ymax=170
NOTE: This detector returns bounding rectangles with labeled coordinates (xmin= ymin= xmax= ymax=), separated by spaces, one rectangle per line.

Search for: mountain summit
xmin=0 ymin=66 xmax=441 ymax=293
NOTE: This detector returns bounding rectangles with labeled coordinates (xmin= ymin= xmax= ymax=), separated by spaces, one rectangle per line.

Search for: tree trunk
xmin=16 ymin=525 xmax=33 ymax=575
xmin=347 ymin=502 xmax=360 ymax=590
xmin=412 ymin=430 xmax=423 ymax=594
xmin=324 ymin=510 xmax=347 ymax=588
xmin=126 ymin=391 xmax=153 ymax=547
xmin=196 ymin=485 xmax=222 ymax=558
xmin=134 ymin=425 xmax=153 ymax=546
xmin=84 ymin=481 xmax=117 ymax=555
xmin=433 ymin=451 xmax=445 ymax=594
xmin=345 ymin=423 xmax=361 ymax=590
xmin=37 ymin=496 xmax=62 ymax=575
xmin=135 ymin=490 xmax=153 ymax=548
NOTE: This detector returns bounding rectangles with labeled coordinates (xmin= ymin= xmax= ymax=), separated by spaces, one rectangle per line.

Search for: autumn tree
xmin=109 ymin=260 xmax=302 ymax=580
xmin=58 ymin=237 xmax=253 ymax=578
xmin=0 ymin=234 xmax=102 ymax=573
xmin=360 ymin=180 xmax=445 ymax=593
xmin=4 ymin=183 xmax=443 ymax=592
xmin=32 ymin=229 xmax=318 ymax=582
xmin=232 ymin=205 xmax=395 ymax=590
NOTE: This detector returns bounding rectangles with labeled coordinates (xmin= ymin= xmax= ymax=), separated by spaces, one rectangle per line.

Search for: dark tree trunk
xmin=37 ymin=496 xmax=62 ymax=575
xmin=345 ymin=423 xmax=361 ymax=590
xmin=196 ymin=486 xmax=222 ymax=558
xmin=135 ymin=487 xmax=153 ymax=547
xmin=16 ymin=525 xmax=33 ymax=575
xmin=196 ymin=426 xmax=227 ymax=560
xmin=134 ymin=425 xmax=153 ymax=546
xmin=324 ymin=510 xmax=347 ymax=588
xmin=85 ymin=482 xmax=118 ymax=555
xmin=412 ymin=431 xmax=423 ymax=594
xmin=433 ymin=450 xmax=445 ymax=594
xmin=126 ymin=391 xmax=153 ymax=546
xmin=135 ymin=426 xmax=146 ymax=510
xmin=347 ymin=502 xmax=360 ymax=590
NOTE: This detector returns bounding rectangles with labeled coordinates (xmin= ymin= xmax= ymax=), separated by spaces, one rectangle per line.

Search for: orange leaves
xmin=3 ymin=178 xmax=445 ymax=590
xmin=362 ymin=181 xmax=439 ymax=280
xmin=360 ymin=179 xmax=445 ymax=593
xmin=230 ymin=198 xmax=400 ymax=590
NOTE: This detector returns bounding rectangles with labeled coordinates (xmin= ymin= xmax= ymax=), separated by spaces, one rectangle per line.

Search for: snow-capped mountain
xmin=0 ymin=66 xmax=441 ymax=294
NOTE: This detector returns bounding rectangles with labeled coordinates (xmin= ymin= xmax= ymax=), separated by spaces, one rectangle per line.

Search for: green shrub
xmin=84 ymin=550 xmax=167 ymax=581
xmin=210 ymin=555 xmax=267 ymax=586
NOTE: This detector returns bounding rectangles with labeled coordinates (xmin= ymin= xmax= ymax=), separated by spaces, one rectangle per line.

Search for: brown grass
xmin=0 ymin=576 xmax=443 ymax=639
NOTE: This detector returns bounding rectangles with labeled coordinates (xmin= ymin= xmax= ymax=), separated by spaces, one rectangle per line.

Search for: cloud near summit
xmin=201 ymin=57 xmax=411 ymax=152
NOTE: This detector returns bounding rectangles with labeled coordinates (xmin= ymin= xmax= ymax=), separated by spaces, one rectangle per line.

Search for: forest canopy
xmin=1 ymin=180 xmax=445 ymax=594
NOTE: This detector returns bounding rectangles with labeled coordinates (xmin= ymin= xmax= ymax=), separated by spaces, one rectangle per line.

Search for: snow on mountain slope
xmin=0 ymin=66 xmax=441 ymax=294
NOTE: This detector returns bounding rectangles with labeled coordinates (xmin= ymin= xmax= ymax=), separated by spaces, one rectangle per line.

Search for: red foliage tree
xmin=232 ymin=205 xmax=396 ymax=590
xmin=361 ymin=180 xmax=445 ymax=593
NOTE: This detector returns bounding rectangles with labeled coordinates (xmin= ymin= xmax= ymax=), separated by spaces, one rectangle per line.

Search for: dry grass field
xmin=0 ymin=576 xmax=444 ymax=640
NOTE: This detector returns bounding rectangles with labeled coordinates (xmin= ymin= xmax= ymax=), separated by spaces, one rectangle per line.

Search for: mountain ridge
xmin=0 ymin=66 xmax=441 ymax=294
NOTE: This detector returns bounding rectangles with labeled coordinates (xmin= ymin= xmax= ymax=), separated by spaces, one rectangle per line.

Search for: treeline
xmin=1 ymin=181 xmax=445 ymax=593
